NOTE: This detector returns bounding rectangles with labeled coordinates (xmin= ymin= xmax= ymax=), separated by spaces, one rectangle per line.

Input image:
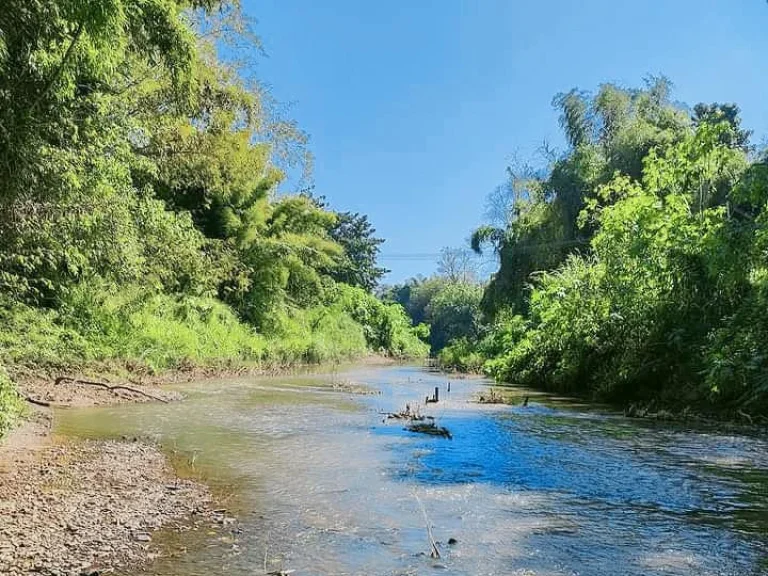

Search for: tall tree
xmin=473 ymin=78 xmax=691 ymax=317
xmin=436 ymin=247 xmax=478 ymax=283
xmin=328 ymin=211 xmax=388 ymax=291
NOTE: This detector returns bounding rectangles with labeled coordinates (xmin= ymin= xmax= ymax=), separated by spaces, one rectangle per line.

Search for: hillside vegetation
xmin=393 ymin=81 xmax=768 ymax=418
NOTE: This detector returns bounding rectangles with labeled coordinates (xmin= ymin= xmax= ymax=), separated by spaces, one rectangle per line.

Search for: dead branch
xmin=414 ymin=492 xmax=440 ymax=559
xmin=737 ymin=409 xmax=753 ymax=424
xmin=24 ymin=395 xmax=51 ymax=407
xmin=382 ymin=403 xmax=429 ymax=421
xmin=54 ymin=376 xmax=169 ymax=403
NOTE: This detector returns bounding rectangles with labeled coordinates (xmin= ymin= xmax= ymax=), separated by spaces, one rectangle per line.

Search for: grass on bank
xmin=0 ymin=285 xmax=429 ymax=439
xmin=0 ymin=366 xmax=23 ymax=438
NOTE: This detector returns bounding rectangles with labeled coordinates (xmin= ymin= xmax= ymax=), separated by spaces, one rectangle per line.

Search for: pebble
xmin=0 ymin=439 xmax=216 ymax=576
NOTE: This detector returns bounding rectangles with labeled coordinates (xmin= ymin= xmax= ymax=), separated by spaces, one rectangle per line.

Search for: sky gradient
xmin=245 ymin=0 xmax=768 ymax=283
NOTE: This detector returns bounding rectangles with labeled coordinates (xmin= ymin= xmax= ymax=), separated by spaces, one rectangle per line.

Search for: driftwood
xmin=407 ymin=421 xmax=452 ymax=439
xmin=54 ymin=376 xmax=169 ymax=403
xmin=24 ymin=395 xmax=51 ymax=407
xmin=384 ymin=403 xmax=431 ymax=422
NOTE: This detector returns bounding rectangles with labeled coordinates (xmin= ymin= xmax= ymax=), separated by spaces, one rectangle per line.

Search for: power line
xmin=378 ymin=253 xmax=443 ymax=260
xmin=379 ymin=239 xmax=588 ymax=261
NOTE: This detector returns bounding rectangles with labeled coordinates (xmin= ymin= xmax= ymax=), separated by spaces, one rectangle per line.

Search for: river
xmin=55 ymin=364 xmax=768 ymax=575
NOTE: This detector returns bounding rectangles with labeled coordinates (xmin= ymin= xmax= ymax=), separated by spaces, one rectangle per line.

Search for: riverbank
xmin=0 ymin=361 xmax=257 ymax=576
xmin=0 ymin=410 xmax=226 ymax=576
xmin=0 ymin=355 xmax=405 ymax=575
xmin=8 ymin=354 xmax=399 ymax=409
xmin=433 ymin=356 xmax=768 ymax=427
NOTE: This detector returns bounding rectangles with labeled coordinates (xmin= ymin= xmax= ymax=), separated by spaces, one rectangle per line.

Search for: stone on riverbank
xmin=0 ymin=432 xmax=215 ymax=576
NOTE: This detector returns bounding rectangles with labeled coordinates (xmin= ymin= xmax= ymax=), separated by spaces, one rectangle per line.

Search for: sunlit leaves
xmin=496 ymin=118 xmax=768 ymax=411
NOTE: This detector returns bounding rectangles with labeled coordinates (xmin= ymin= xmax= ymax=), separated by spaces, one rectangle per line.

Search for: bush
xmin=0 ymin=286 xmax=267 ymax=371
xmin=329 ymin=284 xmax=429 ymax=358
xmin=0 ymin=365 xmax=23 ymax=439
xmin=261 ymin=305 xmax=368 ymax=365
xmin=0 ymin=280 xmax=427 ymax=377
xmin=436 ymin=338 xmax=484 ymax=373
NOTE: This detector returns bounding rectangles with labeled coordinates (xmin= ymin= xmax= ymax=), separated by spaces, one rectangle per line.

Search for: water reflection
xmin=55 ymin=366 xmax=768 ymax=575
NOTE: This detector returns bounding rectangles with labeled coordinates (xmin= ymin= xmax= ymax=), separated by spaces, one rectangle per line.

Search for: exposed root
xmin=24 ymin=395 xmax=51 ymax=407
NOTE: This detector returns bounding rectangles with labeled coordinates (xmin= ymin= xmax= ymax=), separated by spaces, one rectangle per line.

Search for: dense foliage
xmin=382 ymin=275 xmax=482 ymax=355
xmin=419 ymin=81 xmax=768 ymax=417
xmin=0 ymin=365 xmax=23 ymax=438
xmin=0 ymin=1 xmax=426 ymax=436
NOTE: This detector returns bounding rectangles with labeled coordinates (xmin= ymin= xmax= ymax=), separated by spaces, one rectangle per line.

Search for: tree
xmin=0 ymin=0 xmax=229 ymax=303
xmin=436 ymin=247 xmax=478 ymax=283
xmin=425 ymin=282 xmax=483 ymax=352
xmin=692 ymin=103 xmax=752 ymax=151
xmin=474 ymin=78 xmax=692 ymax=317
xmin=381 ymin=276 xmax=443 ymax=326
xmin=328 ymin=212 xmax=388 ymax=291
xmin=381 ymin=274 xmax=483 ymax=354
xmin=0 ymin=0 xmax=215 ymax=203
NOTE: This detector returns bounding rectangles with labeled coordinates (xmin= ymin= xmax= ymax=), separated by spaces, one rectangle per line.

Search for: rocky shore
xmin=0 ymin=390 xmax=227 ymax=575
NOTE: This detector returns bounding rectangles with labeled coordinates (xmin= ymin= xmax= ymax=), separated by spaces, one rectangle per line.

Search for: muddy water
xmin=55 ymin=365 xmax=768 ymax=575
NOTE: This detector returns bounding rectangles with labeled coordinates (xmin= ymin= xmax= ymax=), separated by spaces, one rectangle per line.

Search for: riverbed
xmin=55 ymin=365 xmax=768 ymax=575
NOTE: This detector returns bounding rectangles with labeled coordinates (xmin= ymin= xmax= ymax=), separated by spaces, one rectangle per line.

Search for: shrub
xmin=0 ymin=365 xmax=23 ymax=439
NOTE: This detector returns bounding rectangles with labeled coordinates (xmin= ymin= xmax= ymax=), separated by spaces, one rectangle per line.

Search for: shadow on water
xmin=55 ymin=365 xmax=768 ymax=576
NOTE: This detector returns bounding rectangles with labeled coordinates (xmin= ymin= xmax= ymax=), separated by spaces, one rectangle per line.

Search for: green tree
xmin=425 ymin=282 xmax=484 ymax=353
xmin=328 ymin=211 xmax=388 ymax=291
xmin=473 ymin=78 xmax=692 ymax=317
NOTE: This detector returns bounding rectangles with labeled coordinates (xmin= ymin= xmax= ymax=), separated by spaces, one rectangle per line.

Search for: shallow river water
xmin=56 ymin=365 xmax=768 ymax=575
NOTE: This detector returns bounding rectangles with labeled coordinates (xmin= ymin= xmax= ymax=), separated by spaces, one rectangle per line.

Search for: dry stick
xmin=737 ymin=409 xmax=754 ymax=424
xmin=54 ymin=376 xmax=169 ymax=403
xmin=413 ymin=492 xmax=440 ymax=559
xmin=263 ymin=530 xmax=270 ymax=574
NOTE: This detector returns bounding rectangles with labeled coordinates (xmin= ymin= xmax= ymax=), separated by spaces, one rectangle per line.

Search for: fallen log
xmin=54 ymin=376 xmax=169 ymax=403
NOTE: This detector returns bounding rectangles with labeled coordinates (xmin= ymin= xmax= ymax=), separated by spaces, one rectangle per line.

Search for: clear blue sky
xmin=245 ymin=0 xmax=768 ymax=283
